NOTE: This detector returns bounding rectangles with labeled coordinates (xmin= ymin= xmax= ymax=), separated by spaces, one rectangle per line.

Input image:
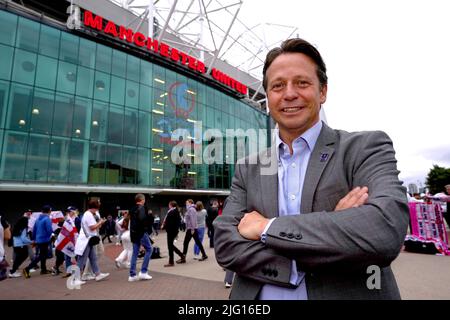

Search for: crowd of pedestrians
xmin=0 ymin=194 xmax=224 ymax=287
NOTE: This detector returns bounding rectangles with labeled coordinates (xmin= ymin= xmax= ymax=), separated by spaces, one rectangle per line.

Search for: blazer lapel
xmin=259 ymin=146 xmax=279 ymax=218
xmin=301 ymin=123 xmax=337 ymax=214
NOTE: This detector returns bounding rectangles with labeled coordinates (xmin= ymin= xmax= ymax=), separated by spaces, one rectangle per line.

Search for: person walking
xmin=128 ymin=193 xmax=153 ymax=282
xmin=179 ymin=199 xmax=208 ymax=263
xmin=115 ymin=211 xmax=132 ymax=268
xmin=74 ymin=200 xmax=109 ymax=283
xmin=162 ymin=201 xmax=185 ymax=267
xmin=193 ymin=201 xmax=207 ymax=259
xmin=23 ymin=205 xmax=53 ymax=278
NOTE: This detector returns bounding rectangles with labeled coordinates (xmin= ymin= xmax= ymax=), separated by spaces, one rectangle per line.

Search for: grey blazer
xmin=213 ymin=122 xmax=409 ymax=300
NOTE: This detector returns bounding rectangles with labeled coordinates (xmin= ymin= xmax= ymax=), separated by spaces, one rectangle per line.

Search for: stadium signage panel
xmin=83 ymin=11 xmax=247 ymax=95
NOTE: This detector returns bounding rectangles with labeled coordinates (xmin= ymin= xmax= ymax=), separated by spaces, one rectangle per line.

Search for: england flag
xmin=55 ymin=219 xmax=78 ymax=257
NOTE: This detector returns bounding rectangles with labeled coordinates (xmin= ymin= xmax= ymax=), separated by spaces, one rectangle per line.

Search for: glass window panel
xmin=12 ymin=49 xmax=37 ymax=85
xmin=125 ymin=80 xmax=139 ymax=108
xmin=206 ymin=106 xmax=214 ymax=128
xmin=164 ymin=159 xmax=176 ymax=187
xmin=139 ymin=84 xmax=152 ymax=112
xmin=52 ymin=93 xmax=73 ymax=137
xmin=56 ymin=61 xmax=77 ymax=94
xmin=59 ymin=32 xmax=79 ymax=64
xmin=110 ymin=76 xmax=125 ymax=105
xmin=25 ymin=134 xmax=49 ymax=181
xmin=126 ymin=55 xmax=140 ymax=82
xmin=35 ymin=55 xmax=57 ymax=90
xmin=0 ymin=11 xmax=17 ymax=46
xmin=95 ymin=44 xmax=112 ymax=73
xmin=30 ymin=88 xmax=54 ymax=135
xmin=78 ymin=38 xmax=96 ymax=69
xmin=69 ymin=139 xmax=88 ymax=183
xmin=111 ymin=50 xmax=126 ymax=78
xmin=216 ymin=110 xmax=222 ymax=130
xmin=140 ymin=60 xmax=152 ymax=86
xmin=0 ymin=80 xmax=9 ymax=129
xmin=153 ymin=65 xmax=166 ymax=90
xmin=93 ymin=71 xmax=110 ymax=102
xmin=39 ymin=25 xmax=60 ymax=58
xmin=138 ymin=111 xmax=151 ymax=148
xmin=197 ymin=82 xmax=206 ymax=106
xmin=153 ymin=88 xmax=166 ymax=113
xmin=0 ymin=44 xmax=13 ymax=80
xmin=91 ymin=101 xmax=108 ymax=142
xmin=88 ymin=142 xmax=106 ymax=184
xmin=137 ymin=147 xmax=150 ymax=185
xmin=122 ymin=146 xmax=137 ymax=184
xmin=105 ymin=144 xmax=121 ymax=184
xmin=6 ymin=83 xmax=32 ymax=132
xmin=73 ymin=97 xmax=91 ymax=139
xmin=123 ymin=108 xmax=138 ymax=146
xmin=47 ymin=137 xmax=70 ymax=183
xmin=0 ymin=129 xmax=3 ymax=160
xmin=16 ymin=17 xmax=39 ymax=52
xmin=151 ymin=113 xmax=163 ymax=148
xmin=108 ymin=105 xmax=123 ymax=144
xmin=75 ymin=66 xmax=94 ymax=98
xmin=0 ymin=131 xmax=28 ymax=180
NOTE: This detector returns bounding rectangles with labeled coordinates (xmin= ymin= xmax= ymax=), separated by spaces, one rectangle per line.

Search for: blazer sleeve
xmin=265 ymin=131 xmax=409 ymax=272
xmin=214 ymin=160 xmax=294 ymax=287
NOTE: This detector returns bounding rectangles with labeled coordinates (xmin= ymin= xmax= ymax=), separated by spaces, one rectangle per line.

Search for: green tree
xmin=425 ymin=165 xmax=450 ymax=194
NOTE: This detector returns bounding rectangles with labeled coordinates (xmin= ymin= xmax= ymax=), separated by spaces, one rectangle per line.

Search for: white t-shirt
xmin=81 ymin=210 xmax=99 ymax=237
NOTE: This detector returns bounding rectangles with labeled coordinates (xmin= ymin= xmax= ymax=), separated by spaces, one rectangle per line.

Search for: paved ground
xmin=1 ymin=230 xmax=450 ymax=300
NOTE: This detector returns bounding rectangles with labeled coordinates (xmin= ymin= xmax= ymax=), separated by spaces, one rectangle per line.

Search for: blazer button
xmin=287 ymin=233 xmax=294 ymax=239
xmin=295 ymin=234 xmax=302 ymax=240
xmin=279 ymin=232 xmax=286 ymax=237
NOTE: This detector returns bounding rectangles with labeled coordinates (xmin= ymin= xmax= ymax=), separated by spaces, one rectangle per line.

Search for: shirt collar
xmin=275 ymin=120 xmax=323 ymax=157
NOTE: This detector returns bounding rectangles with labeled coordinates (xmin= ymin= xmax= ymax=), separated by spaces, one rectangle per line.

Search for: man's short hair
xmin=42 ymin=205 xmax=52 ymax=213
xmin=88 ymin=200 xmax=100 ymax=209
xmin=186 ymin=199 xmax=194 ymax=204
xmin=135 ymin=193 xmax=146 ymax=203
xmin=262 ymin=38 xmax=328 ymax=91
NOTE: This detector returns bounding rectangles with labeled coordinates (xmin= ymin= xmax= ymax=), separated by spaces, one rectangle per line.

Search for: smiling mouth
xmin=281 ymin=107 xmax=304 ymax=113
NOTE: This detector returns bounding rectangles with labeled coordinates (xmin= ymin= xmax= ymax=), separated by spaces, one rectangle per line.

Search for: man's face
xmin=266 ymin=52 xmax=327 ymax=139
xmin=446 ymin=186 xmax=450 ymax=195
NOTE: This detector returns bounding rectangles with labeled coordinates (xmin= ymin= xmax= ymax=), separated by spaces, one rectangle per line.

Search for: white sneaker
xmin=72 ymin=279 xmax=86 ymax=286
xmin=95 ymin=273 xmax=109 ymax=281
xmin=8 ymin=271 xmax=21 ymax=278
xmin=81 ymin=274 xmax=96 ymax=281
xmin=128 ymin=275 xmax=139 ymax=282
xmin=29 ymin=268 xmax=37 ymax=273
xmin=225 ymin=282 xmax=232 ymax=288
xmin=138 ymin=272 xmax=152 ymax=280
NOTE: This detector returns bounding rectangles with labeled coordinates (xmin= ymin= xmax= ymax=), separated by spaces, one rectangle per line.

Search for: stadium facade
xmin=0 ymin=0 xmax=271 ymax=219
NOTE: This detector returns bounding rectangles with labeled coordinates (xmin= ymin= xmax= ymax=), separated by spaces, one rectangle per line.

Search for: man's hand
xmin=334 ymin=186 xmax=369 ymax=211
xmin=238 ymin=211 xmax=269 ymax=241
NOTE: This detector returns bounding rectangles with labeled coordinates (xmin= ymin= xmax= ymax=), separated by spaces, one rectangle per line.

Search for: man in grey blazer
xmin=213 ymin=38 xmax=409 ymax=300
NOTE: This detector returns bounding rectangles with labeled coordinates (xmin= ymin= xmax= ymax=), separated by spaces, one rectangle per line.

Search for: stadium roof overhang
xmin=0 ymin=182 xmax=230 ymax=196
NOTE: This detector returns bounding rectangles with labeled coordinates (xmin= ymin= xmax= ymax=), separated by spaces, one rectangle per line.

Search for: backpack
xmin=151 ymin=246 xmax=162 ymax=259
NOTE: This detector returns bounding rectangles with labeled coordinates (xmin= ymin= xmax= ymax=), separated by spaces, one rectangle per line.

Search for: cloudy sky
xmin=130 ymin=0 xmax=449 ymax=189
xmin=237 ymin=0 xmax=450 ymax=189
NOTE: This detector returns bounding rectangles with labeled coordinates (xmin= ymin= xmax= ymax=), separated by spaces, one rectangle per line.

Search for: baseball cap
xmin=66 ymin=206 xmax=78 ymax=212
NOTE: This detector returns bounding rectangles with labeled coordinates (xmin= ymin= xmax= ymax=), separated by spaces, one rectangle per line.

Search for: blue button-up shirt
xmin=259 ymin=120 xmax=322 ymax=300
